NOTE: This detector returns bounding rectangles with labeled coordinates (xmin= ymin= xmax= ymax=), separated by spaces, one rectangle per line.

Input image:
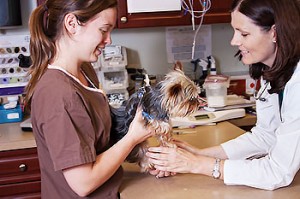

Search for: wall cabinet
xmin=37 ymin=0 xmax=232 ymax=28
xmin=0 ymin=148 xmax=41 ymax=199
xmin=117 ymin=0 xmax=232 ymax=28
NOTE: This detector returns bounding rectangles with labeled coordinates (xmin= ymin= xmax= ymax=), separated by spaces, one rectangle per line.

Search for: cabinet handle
xmin=19 ymin=164 xmax=28 ymax=172
xmin=120 ymin=17 xmax=127 ymax=23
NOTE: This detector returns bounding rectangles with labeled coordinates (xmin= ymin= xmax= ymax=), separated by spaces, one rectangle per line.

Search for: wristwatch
xmin=212 ymin=158 xmax=221 ymax=179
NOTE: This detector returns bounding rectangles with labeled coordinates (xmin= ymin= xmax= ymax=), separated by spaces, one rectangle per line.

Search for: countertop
xmin=0 ymin=121 xmax=36 ymax=151
xmin=0 ymin=114 xmax=256 ymax=152
xmin=1 ymin=117 xmax=299 ymax=198
xmin=120 ymin=122 xmax=300 ymax=199
xmin=228 ymin=113 xmax=257 ymax=127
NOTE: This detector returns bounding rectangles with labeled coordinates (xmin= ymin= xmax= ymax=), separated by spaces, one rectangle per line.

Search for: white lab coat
xmin=222 ymin=61 xmax=300 ymax=190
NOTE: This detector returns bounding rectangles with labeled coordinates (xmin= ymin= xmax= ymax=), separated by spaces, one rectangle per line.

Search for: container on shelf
xmin=98 ymin=69 xmax=129 ymax=91
xmin=0 ymin=104 xmax=22 ymax=124
xmin=203 ymin=75 xmax=230 ymax=107
xmin=106 ymin=89 xmax=129 ymax=108
xmin=96 ymin=45 xmax=129 ymax=108
xmin=99 ymin=45 xmax=127 ymax=71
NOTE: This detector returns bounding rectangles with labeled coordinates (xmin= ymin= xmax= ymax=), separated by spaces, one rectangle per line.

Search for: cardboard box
xmin=228 ymin=74 xmax=260 ymax=96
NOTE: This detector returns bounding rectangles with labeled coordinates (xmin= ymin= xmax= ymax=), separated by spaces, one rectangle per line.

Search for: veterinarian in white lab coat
xmin=147 ymin=0 xmax=300 ymax=190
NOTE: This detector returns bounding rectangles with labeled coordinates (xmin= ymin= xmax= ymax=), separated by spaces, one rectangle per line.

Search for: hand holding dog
xmin=147 ymin=139 xmax=198 ymax=178
xmin=147 ymin=146 xmax=208 ymax=174
xmin=148 ymin=168 xmax=176 ymax=178
xmin=172 ymin=139 xmax=200 ymax=155
xmin=125 ymin=108 xmax=155 ymax=145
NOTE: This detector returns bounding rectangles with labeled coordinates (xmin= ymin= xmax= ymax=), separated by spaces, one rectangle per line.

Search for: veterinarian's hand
xmin=146 ymin=146 xmax=204 ymax=174
xmin=127 ymin=108 xmax=154 ymax=145
xmin=172 ymin=139 xmax=200 ymax=155
xmin=148 ymin=168 xmax=176 ymax=178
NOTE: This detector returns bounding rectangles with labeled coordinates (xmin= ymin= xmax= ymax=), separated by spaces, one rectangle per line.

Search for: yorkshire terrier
xmin=110 ymin=69 xmax=200 ymax=172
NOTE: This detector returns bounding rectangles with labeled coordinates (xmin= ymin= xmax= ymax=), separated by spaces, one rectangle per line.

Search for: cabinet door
xmin=117 ymin=0 xmax=232 ymax=28
xmin=0 ymin=148 xmax=41 ymax=198
xmin=0 ymin=181 xmax=41 ymax=198
xmin=37 ymin=0 xmax=232 ymax=28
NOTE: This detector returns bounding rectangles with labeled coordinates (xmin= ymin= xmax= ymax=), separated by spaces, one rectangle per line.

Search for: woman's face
xmin=73 ymin=7 xmax=117 ymax=63
xmin=230 ymin=10 xmax=277 ymax=67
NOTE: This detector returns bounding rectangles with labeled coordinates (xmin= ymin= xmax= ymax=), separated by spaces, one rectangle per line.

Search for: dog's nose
xmin=196 ymin=95 xmax=208 ymax=107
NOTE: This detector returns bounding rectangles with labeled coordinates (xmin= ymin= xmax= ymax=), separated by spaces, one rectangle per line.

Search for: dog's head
xmin=158 ymin=69 xmax=200 ymax=117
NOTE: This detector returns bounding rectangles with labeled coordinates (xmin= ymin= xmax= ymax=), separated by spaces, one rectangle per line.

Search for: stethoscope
xmin=254 ymin=82 xmax=269 ymax=102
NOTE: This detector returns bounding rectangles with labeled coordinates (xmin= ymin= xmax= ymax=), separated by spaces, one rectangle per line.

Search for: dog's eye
xmin=189 ymin=96 xmax=197 ymax=101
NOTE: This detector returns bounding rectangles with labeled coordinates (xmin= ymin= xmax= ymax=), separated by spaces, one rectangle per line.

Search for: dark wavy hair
xmin=232 ymin=0 xmax=300 ymax=94
xmin=25 ymin=0 xmax=118 ymax=108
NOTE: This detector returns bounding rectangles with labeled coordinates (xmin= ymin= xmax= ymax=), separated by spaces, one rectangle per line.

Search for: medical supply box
xmin=93 ymin=45 xmax=129 ymax=108
xmin=0 ymin=105 xmax=23 ymax=124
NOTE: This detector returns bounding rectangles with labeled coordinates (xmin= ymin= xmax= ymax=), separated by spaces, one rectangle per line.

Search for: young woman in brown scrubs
xmin=25 ymin=0 xmax=155 ymax=198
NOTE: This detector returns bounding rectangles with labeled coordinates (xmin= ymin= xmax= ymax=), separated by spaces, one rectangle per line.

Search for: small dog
xmin=110 ymin=69 xmax=200 ymax=172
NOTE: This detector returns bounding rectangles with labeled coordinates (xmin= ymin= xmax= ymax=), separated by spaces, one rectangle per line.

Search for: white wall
xmin=111 ymin=24 xmax=247 ymax=76
xmin=0 ymin=0 xmax=248 ymax=77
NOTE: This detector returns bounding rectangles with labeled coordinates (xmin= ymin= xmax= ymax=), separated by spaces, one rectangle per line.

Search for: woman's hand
xmin=173 ymin=139 xmax=228 ymax=159
xmin=148 ymin=168 xmax=176 ymax=178
xmin=146 ymin=146 xmax=203 ymax=174
xmin=172 ymin=139 xmax=201 ymax=155
xmin=126 ymin=108 xmax=155 ymax=145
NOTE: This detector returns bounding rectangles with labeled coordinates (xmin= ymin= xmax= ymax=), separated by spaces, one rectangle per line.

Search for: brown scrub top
xmin=31 ymin=64 xmax=123 ymax=199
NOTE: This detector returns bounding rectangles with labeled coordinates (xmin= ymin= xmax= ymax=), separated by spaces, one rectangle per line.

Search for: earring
xmin=273 ymin=40 xmax=276 ymax=43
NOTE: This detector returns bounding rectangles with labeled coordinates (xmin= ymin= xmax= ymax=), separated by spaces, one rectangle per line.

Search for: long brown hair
xmin=25 ymin=0 xmax=117 ymax=109
xmin=232 ymin=0 xmax=300 ymax=94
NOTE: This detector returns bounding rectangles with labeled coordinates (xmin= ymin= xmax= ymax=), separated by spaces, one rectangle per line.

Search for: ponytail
xmin=24 ymin=3 xmax=55 ymax=111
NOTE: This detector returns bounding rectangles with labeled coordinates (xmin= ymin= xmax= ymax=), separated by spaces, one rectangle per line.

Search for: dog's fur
xmin=110 ymin=69 xmax=200 ymax=172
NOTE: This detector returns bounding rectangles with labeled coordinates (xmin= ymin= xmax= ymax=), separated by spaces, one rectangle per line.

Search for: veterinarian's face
xmin=230 ymin=10 xmax=277 ymax=67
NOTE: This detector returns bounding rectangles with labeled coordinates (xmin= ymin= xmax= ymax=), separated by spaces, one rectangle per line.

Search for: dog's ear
xmin=173 ymin=61 xmax=183 ymax=71
xmin=169 ymin=83 xmax=183 ymax=97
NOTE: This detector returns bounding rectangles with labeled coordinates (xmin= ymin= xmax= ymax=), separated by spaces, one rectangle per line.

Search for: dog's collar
xmin=142 ymin=111 xmax=154 ymax=121
xmin=137 ymin=87 xmax=146 ymax=98
xmin=138 ymin=86 xmax=154 ymax=121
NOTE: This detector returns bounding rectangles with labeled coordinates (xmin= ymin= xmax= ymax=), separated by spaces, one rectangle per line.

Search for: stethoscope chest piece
xmin=254 ymin=82 xmax=269 ymax=102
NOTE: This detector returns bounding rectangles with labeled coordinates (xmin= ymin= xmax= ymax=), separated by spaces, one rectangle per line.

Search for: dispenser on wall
xmin=0 ymin=35 xmax=30 ymax=96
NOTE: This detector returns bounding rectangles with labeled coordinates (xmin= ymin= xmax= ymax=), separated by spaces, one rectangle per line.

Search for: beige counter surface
xmin=0 ymin=122 xmax=36 ymax=151
xmin=0 ymin=114 xmax=256 ymax=152
xmin=0 ymin=118 xmax=246 ymax=152
xmin=120 ymin=122 xmax=300 ymax=199
xmin=228 ymin=113 xmax=257 ymax=128
xmin=2 ymin=118 xmax=300 ymax=199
